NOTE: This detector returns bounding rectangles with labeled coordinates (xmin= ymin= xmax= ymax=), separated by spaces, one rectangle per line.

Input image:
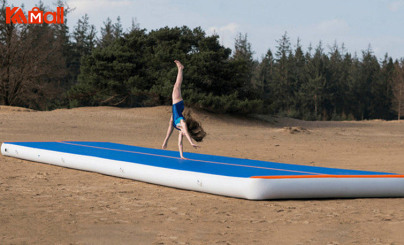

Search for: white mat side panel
xmin=1 ymin=143 xmax=259 ymax=199
xmin=250 ymin=177 xmax=404 ymax=199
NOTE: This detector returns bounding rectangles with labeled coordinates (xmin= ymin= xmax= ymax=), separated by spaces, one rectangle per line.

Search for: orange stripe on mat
xmin=250 ymin=174 xmax=404 ymax=179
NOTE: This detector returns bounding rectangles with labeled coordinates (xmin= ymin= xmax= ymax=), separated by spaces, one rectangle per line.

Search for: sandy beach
xmin=1 ymin=105 xmax=404 ymax=244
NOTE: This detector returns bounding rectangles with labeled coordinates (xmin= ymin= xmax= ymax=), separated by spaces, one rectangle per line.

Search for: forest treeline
xmin=1 ymin=1 xmax=404 ymax=120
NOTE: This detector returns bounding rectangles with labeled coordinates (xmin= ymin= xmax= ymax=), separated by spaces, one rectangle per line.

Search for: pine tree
xmin=327 ymin=42 xmax=345 ymax=118
xmin=231 ymin=33 xmax=257 ymax=100
xmin=288 ymin=38 xmax=306 ymax=116
xmin=128 ymin=17 xmax=140 ymax=33
xmin=113 ymin=16 xmax=123 ymax=39
xmin=68 ymin=14 xmax=96 ymax=89
xmin=273 ymin=32 xmax=292 ymax=113
xmin=256 ymin=49 xmax=274 ymax=106
xmin=50 ymin=0 xmax=84 ymax=103
xmin=99 ymin=17 xmax=114 ymax=48
xmin=392 ymin=59 xmax=404 ymax=120
xmin=375 ymin=55 xmax=395 ymax=119
xmin=301 ymin=41 xmax=328 ymax=119
xmin=72 ymin=14 xmax=96 ymax=56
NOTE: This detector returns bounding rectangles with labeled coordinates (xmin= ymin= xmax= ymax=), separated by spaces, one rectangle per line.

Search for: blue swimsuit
xmin=172 ymin=100 xmax=185 ymax=130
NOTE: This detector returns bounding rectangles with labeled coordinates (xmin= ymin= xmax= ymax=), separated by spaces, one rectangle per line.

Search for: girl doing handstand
xmin=162 ymin=60 xmax=206 ymax=159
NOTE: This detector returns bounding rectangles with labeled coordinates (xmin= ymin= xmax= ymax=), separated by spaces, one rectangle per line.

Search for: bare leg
xmin=178 ymin=131 xmax=185 ymax=159
xmin=172 ymin=60 xmax=184 ymax=104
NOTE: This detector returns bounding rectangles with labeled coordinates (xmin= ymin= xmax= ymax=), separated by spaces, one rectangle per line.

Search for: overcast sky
xmin=15 ymin=0 xmax=404 ymax=60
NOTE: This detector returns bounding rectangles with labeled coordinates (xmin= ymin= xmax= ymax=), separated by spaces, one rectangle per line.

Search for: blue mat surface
xmin=6 ymin=141 xmax=400 ymax=179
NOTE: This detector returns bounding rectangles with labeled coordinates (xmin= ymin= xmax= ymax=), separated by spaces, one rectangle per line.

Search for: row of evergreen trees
xmin=1 ymin=0 xmax=404 ymax=120
xmin=255 ymin=36 xmax=403 ymax=120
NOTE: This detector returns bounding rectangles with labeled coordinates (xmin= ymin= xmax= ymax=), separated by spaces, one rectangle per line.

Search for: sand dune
xmin=1 ymin=106 xmax=403 ymax=244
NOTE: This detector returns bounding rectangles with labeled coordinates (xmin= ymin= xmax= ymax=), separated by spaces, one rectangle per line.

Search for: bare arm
xmin=162 ymin=116 xmax=174 ymax=149
xmin=180 ymin=120 xmax=199 ymax=149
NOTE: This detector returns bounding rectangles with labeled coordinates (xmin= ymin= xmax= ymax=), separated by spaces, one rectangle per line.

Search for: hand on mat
xmin=162 ymin=142 xmax=167 ymax=149
xmin=191 ymin=143 xmax=200 ymax=149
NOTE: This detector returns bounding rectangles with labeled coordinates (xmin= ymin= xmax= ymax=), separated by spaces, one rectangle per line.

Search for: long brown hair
xmin=184 ymin=110 xmax=206 ymax=142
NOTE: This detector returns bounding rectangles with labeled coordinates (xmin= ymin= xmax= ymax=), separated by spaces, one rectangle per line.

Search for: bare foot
xmin=174 ymin=60 xmax=184 ymax=70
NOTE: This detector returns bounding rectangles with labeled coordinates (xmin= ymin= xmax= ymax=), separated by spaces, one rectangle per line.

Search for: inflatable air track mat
xmin=1 ymin=141 xmax=404 ymax=200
